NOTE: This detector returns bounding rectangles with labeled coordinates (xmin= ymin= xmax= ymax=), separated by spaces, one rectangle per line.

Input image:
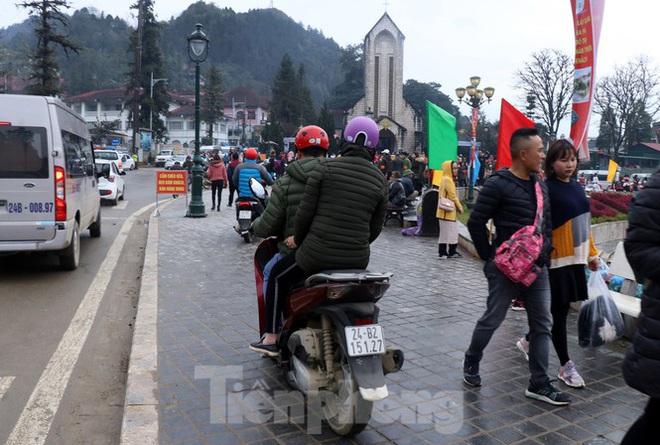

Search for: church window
xmin=388 ymin=56 xmax=394 ymax=117
xmin=374 ymin=56 xmax=380 ymax=115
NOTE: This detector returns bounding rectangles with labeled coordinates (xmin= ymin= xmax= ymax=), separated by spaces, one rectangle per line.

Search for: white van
xmin=0 ymin=95 xmax=101 ymax=270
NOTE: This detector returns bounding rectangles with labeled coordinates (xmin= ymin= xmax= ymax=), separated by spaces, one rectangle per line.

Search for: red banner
xmin=569 ymin=0 xmax=605 ymax=161
xmin=156 ymin=171 xmax=187 ymax=194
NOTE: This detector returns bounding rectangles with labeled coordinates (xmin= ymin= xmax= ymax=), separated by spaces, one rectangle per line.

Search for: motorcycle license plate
xmin=345 ymin=325 xmax=385 ymax=357
xmin=239 ymin=210 xmax=252 ymax=219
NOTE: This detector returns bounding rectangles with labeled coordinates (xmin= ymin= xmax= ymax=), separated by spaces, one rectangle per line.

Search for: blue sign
xmin=111 ymin=138 xmax=121 ymax=146
xmin=140 ymin=132 xmax=152 ymax=151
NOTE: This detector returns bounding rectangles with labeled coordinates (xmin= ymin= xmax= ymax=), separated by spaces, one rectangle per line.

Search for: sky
xmin=3 ymin=0 xmax=660 ymax=136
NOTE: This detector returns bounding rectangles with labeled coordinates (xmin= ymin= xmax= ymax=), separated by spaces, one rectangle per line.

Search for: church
xmin=344 ymin=12 xmax=424 ymax=153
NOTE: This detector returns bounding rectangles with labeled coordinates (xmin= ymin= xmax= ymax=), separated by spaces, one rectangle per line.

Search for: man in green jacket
xmin=250 ymin=117 xmax=387 ymax=356
xmin=251 ymin=125 xmax=329 ymax=302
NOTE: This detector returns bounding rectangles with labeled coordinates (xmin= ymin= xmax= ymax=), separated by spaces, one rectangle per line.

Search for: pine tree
xmin=317 ymin=102 xmax=337 ymax=153
xmin=270 ymin=53 xmax=299 ymax=137
xmin=19 ymin=0 xmax=80 ymax=96
xmin=200 ymin=65 xmax=224 ymax=145
xmin=125 ymin=0 xmax=169 ymax=143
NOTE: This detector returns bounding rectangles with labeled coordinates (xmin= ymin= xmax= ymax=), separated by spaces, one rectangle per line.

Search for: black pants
xmin=621 ymin=398 xmax=660 ymax=444
xmin=264 ymin=251 xmax=307 ymax=334
xmin=211 ymin=180 xmax=224 ymax=206
xmin=228 ymin=181 xmax=237 ymax=205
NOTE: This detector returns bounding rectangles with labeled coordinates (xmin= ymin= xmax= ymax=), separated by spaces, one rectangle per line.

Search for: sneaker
xmin=438 ymin=254 xmax=448 ymax=260
xmin=511 ymin=299 xmax=525 ymax=311
xmin=516 ymin=337 xmax=530 ymax=361
xmin=558 ymin=360 xmax=586 ymax=388
xmin=211 ymin=205 xmax=216 ymax=210
xmin=249 ymin=341 xmax=279 ymax=357
xmin=448 ymin=252 xmax=462 ymax=259
xmin=525 ymin=382 xmax=571 ymax=406
xmin=462 ymin=358 xmax=481 ymax=387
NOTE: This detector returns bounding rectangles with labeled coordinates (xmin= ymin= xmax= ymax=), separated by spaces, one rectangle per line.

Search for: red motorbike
xmin=253 ymin=237 xmax=404 ymax=436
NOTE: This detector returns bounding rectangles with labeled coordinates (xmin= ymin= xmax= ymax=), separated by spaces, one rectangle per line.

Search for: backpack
xmin=493 ymin=181 xmax=544 ymax=287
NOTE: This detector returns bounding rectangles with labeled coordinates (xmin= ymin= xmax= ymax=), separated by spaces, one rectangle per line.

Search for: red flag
xmin=496 ymin=99 xmax=535 ymax=171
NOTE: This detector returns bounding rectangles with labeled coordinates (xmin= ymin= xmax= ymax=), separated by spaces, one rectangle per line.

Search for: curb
xmin=119 ymin=206 xmax=162 ymax=445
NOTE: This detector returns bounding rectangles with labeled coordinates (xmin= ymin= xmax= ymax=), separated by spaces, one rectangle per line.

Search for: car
xmin=0 ymin=94 xmax=101 ymax=270
xmin=117 ymin=152 xmax=136 ymax=170
xmin=96 ymin=159 xmax=126 ymax=205
xmin=94 ymin=149 xmax=124 ymax=173
xmin=165 ymin=154 xmax=188 ymax=170
xmin=155 ymin=149 xmax=174 ymax=167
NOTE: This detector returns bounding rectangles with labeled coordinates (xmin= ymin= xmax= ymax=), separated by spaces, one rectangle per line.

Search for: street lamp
xmin=186 ymin=23 xmax=209 ymax=218
xmin=455 ymin=76 xmax=495 ymax=207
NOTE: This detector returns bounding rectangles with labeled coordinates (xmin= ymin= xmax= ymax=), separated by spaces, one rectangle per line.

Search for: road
xmin=0 ymin=167 xmax=161 ymax=445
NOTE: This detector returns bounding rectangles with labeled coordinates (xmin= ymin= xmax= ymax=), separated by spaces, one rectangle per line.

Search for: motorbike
xmin=253 ymin=237 xmax=404 ymax=435
xmin=234 ymin=178 xmax=267 ymax=243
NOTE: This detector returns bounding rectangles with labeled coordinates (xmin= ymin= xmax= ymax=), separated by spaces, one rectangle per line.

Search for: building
xmin=620 ymin=142 xmax=660 ymax=169
xmin=344 ymin=13 xmax=423 ymax=153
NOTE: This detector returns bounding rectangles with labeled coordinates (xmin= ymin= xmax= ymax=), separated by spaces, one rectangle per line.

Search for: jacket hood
xmin=339 ymin=143 xmax=373 ymax=160
xmin=441 ymin=160 xmax=454 ymax=178
xmin=210 ymin=159 xmax=223 ymax=166
xmin=286 ymin=157 xmax=324 ymax=182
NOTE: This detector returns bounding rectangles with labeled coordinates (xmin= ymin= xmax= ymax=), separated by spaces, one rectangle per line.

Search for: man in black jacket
xmin=463 ymin=127 xmax=571 ymax=406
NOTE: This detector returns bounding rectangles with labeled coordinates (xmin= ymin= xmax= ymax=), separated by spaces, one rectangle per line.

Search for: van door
xmin=0 ymin=125 xmax=56 ymax=241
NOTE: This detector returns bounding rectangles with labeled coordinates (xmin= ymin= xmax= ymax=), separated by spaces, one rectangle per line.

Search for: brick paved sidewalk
xmin=156 ymin=192 xmax=643 ymax=444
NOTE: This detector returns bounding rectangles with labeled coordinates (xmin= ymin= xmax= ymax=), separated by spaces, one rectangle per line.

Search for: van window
xmin=0 ymin=126 xmax=49 ymax=179
xmin=62 ymin=130 xmax=92 ymax=177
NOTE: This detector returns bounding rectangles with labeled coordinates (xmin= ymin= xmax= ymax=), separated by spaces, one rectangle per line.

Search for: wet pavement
xmin=154 ymin=190 xmax=643 ymax=444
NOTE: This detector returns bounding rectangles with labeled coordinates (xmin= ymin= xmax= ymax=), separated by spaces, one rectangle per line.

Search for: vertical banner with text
xmin=569 ymin=0 xmax=605 ymax=161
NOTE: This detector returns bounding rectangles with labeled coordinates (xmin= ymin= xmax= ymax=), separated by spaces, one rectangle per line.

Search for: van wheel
xmin=89 ymin=208 xmax=101 ymax=238
xmin=60 ymin=221 xmax=80 ymax=270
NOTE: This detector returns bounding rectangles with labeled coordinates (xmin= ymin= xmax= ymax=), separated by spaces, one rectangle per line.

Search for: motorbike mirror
xmin=249 ymin=177 xmax=266 ymax=199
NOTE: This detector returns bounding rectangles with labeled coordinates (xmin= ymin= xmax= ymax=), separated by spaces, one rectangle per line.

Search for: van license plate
xmin=345 ymin=325 xmax=385 ymax=357
xmin=239 ymin=210 xmax=251 ymax=219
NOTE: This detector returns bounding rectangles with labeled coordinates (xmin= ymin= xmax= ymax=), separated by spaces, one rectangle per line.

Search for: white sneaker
xmin=516 ymin=337 xmax=529 ymax=361
xmin=558 ymin=360 xmax=586 ymax=388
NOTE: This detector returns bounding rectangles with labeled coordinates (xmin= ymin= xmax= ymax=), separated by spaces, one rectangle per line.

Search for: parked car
xmin=155 ymin=149 xmax=174 ymax=167
xmin=117 ymin=152 xmax=136 ymax=170
xmin=0 ymin=94 xmax=101 ymax=270
xmin=165 ymin=154 xmax=188 ymax=170
xmin=94 ymin=149 xmax=124 ymax=173
xmin=96 ymin=160 xmax=125 ymax=205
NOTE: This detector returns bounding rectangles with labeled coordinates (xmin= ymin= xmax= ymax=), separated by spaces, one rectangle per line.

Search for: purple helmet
xmin=343 ymin=116 xmax=379 ymax=149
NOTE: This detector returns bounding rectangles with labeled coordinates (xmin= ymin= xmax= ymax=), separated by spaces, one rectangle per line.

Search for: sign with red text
xmin=570 ymin=0 xmax=605 ymax=161
xmin=156 ymin=171 xmax=187 ymax=194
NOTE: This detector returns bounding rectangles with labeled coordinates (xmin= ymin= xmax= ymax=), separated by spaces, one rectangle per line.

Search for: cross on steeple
xmin=383 ymin=0 xmax=390 ymax=11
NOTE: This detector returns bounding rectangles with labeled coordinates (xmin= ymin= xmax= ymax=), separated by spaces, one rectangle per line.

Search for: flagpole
xmin=455 ymin=76 xmax=495 ymax=208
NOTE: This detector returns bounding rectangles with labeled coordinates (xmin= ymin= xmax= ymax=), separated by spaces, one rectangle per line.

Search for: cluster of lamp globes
xmin=455 ymin=76 xmax=495 ymax=106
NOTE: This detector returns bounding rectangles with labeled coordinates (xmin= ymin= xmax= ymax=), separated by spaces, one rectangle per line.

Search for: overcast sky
xmin=3 ymin=0 xmax=659 ymax=135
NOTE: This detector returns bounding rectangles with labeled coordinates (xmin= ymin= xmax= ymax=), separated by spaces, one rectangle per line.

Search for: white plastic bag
xmin=578 ymin=272 xmax=625 ymax=347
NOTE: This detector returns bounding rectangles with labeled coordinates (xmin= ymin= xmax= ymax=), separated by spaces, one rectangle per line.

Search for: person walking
xmin=463 ymin=127 xmax=571 ymax=406
xmin=620 ymin=167 xmax=660 ymax=444
xmin=437 ymin=160 xmax=463 ymax=259
xmin=226 ymin=152 xmax=240 ymax=207
xmin=515 ymin=139 xmax=599 ymax=389
xmin=206 ymin=154 xmax=228 ymax=211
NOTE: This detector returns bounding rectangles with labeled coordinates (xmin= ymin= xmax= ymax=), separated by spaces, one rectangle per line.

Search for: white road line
xmin=0 ymin=377 xmax=15 ymax=401
xmin=6 ymin=202 xmax=155 ymax=445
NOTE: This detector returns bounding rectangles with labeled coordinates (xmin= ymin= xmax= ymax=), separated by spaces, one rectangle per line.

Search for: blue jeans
xmin=263 ymin=252 xmax=283 ymax=297
xmin=465 ymin=260 xmax=553 ymax=387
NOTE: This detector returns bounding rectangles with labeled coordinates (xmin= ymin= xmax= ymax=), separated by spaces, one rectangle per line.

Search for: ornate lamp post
xmin=186 ymin=24 xmax=209 ymax=218
xmin=455 ymin=76 xmax=495 ymax=206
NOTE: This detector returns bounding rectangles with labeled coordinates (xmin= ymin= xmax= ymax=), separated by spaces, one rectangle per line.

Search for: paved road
xmin=153 ymin=193 xmax=643 ymax=445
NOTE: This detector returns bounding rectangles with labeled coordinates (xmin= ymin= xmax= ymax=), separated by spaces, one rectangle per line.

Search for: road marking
xmin=0 ymin=376 xmax=15 ymax=401
xmin=6 ymin=202 xmax=155 ymax=445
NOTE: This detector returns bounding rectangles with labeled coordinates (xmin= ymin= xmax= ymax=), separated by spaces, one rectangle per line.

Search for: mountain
xmin=0 ymin=2 xmax=345 ymax=106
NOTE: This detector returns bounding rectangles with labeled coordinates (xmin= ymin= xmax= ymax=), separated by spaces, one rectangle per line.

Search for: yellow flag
xmin=607 ymin=159 xmax=619 ymax=183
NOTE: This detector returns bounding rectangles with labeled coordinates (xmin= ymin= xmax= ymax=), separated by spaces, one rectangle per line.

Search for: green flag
xmin=426 ymin=100 xmax=457 ymax=170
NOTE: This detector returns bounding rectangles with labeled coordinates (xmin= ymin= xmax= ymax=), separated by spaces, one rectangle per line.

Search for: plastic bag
xmin=578 ymin=272 xmax=625 ymax=347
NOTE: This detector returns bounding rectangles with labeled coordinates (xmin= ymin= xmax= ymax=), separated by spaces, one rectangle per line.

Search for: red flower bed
xmin=590 ymin=192 xmax=632 ymax=213
xmin=589 ymin=198 xmax=619 ymax=217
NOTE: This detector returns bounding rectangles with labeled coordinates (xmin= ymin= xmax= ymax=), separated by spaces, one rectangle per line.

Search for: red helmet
xmin=244 ymin=147 xmax=258 ymax=160
xmin=295 ymin=125 xmax=330 ymax=150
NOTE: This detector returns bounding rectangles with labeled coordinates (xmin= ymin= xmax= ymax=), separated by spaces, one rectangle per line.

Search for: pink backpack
xmin=493 ymin=181 xmax=544 ymax=287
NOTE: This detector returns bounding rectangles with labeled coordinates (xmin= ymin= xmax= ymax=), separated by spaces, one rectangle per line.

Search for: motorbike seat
xmin=303 ymin=270 xmax=393 ymax=287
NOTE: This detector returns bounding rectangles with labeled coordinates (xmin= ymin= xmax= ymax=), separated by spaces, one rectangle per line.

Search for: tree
xmin=514 ymin=49 xmax=573 ymax=139
xmin=200 ymin=64 xmax=224 ymax=145
xmin=403 ymin=80 xmax=459 ymax=118
xmin=329 ymin=44 xmax=364 ymax=110
xmin=594 ymin=56 xmax=660 ymax=161
xmin=316 ymin=101 xmax=337 ymax=153
xmin=124 ymin=0 xmax=169 ymax=144
xmin=270 ymin=53 xmax=316 ymax=137
xmin=90 ymin=118 xmax=121 ymax=145
xmin=19 ymin=0 xmax=80 ymax=96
